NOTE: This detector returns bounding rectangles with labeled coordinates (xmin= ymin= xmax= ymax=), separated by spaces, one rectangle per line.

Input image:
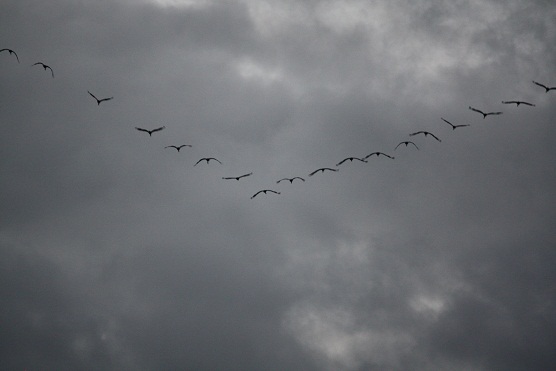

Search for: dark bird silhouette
xmin=165 ymin=144 xmax=192 ymax=152
xmin=223 ymin=172 xmax=253 ymax=181
xmin=441 ymin=118 xmax=470 ymax=130
xmin=501 ymin=100 xmax=535 ymax=107
xmin=32 ymin=62 xmax=54 ymax=77
xmin=88 ymin=91 xmax=114 ymax=105
xmin=395 ymin=141 xmax=419 ymax=150
xmin=0 ymin=48 xmax=19 ymax=63
xmin=194 ymin=157 xmax=222 ymax=166
xmin=336 ymin=157 xmax=368 ymax=166
xmin=409 ymin=131 xmax=441 ymax=142
xmin=308 ymin=168 xmax=339 ymax=176
xmin=251 ymin=189 xmax=280 ymax=199
xmin=277 ymin=177 xmax=305 ymax=184
xmin=468 ymin=106 xmax=502 ymax=119
xmin=532 ymin=80 xmax=556 ymax=93
xmin=135 ymin=126 xmax=166 ymax=136
xmin=363 ymin=152 xmax=395 ymax=160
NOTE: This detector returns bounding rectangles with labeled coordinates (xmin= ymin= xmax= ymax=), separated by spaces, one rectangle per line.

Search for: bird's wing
xmin=441 ymin=118 xmax=454 ymax=127
xmin=152 ymin=126 xmax=166 ymax=132
xmin=409 ymin=132 xmax=423 ymax=136
xmin=100 ymin=97 xmax=114 ymax=102
xmin=194 ymin=159 xmax=205 ymax=166
xmin=430 ymin=133 xmax=441 ymax=142
xmin=88 ymin=91 xmax=98 ymax=100
xmin=135 ymin=127 xmax=149 ymax=133
xmin=336 ymin=159 xmax=349 ymax=166
xmin=277 ymin=178 xmax=287 ymax=183
xmin=468 ymin=106 xmax=484 ymax=114
xmin=533 ymin=81 xmax=548 ymax=89
xmin=212 ymin=158 xmax=222 ymax=164
xmin=251 ymin=191 xmax=263 ymax=199
xmin=239 ymin=173 xmax=252 ymax=178
xmin=488 ymin=112 xmax=503 ymax=115
xmin=308 ymin=169 xmax=320 ymax=176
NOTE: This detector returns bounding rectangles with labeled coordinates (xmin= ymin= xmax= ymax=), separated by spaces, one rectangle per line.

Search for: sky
xmin=1 ymin=0 xmax=555 ymax=369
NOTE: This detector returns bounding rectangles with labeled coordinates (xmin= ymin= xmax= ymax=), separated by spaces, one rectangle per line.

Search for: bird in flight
xmin=409 ymin=131 xmax=441 ymax=142
xmin=32 ymin=62 xmax=54 ymax=78
xmin=395 ymin=141 xmax=419 ymax=150
xmin=0 ymin=48 xmax=19 ymax=63
xmin=165 ymin=144 xmax=192 ymax=152
xmin=441 ymin=118 xmax=470 ymax=130
xmin=135 ymin=126 xmax=166 ymax=136
xmin=223 ymin=172 xmax=253 ymax=181
xmin=336 ymin=157 xmax=368 ymax=166
xmin=251 ymin=189 xmax=280 ymax=199
xmin=194 ymin=157 xmax=222 ymax=166
xmin=277 ymin=177 xmax=305 ymax=184
xmin=364 ymin=152 xmax=395 ymax=160
xmin=501 ymin=100 xmax=535 ymax=107
xmin=88 ymin=91 xmax=113 ymax=105
xmin=309 ymin=168 xmax=339 ymax=176
xmin=468 ymin=106 xmax=502 ymax=119
xmin=532 ymin=80 xmax=556 ymax=93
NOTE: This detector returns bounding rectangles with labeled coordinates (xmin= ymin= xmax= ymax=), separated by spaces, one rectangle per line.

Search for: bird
xmin=308 ymin=168 xmax=339 ymax=176
xmin=336 ymin=157 xmax=368 ymax=166
xmin=223 ymin=172 xmax=253 ymax=181
xmin=468 ymin=106 xmax=502 ymax=119
xmin=0 ymin=48 xmax=19 ymax=63
xmin=395 ymin=141 xmax=419 ymax=150
xmin=88 ymin=91 xmax=114 ymax=105
xmin=135 ymin=126 xmax=166 ymax=136
xmin=32 ymin=62 xmax=54 ymax=78
xmin=251 ymin=189 xmax=280 ymax=199
xmin=441 ymin=118 xmax=470 ymax=130
xmin=363 ymin=152 xmax=395 ymax=160
xmin=165 ymin=144 xmax=192 ymax=152
xmin=409 ymin=131 xmax=441 ymax=142
xmin=277 ymin=177 xmax=305 ymax=184
xmin=532 ymin=80 xmax=556 ymax=93
xmin=194 ymin=157 xmax=222 ymax=166
xmin=501 ymin=100 xmax=535 ymax=107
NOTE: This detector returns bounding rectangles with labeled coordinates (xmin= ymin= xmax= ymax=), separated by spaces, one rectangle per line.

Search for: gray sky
xmin=1 ymin=0 xmax=555 ymax=369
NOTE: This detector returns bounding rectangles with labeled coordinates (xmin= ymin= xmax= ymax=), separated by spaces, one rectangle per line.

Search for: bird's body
xmin=135 ymin=126 xmax=166 ymax=136
xmin=165 ymin=144 xmax=192 ymax=152
xmin=363 ymin=152 xmax=395 ymax=160
xmin=501 ymin=100 xmax=535 ymax=107
xmin=0 ymin=48 xmax=19 ymax=63
xmin=409 ymin=131 xmax=442 ymax=142
xmin=223 ymin=172 xmax=253 ymax=181
xmin=88 ymin=91 xmax=114 ymax=105
xmin=277 ymin=177 xmax=305 ymax=184
xmin=441 ymin=118 xmax=470 ymax=130
xmin=468 ymin=106 xmax=502 ymax=119
xmin=395 ymin=141 xmax=419 ymax=150
xmin=251 ymin=189 xmax=280 ymax=199
xmin=308 ymin=168 xmax=339 ymax=176
xmin=336 ymin=157 xmax=367 ymax=166
xmin=194 ymin=157 xmax=222 ymax=166
xmin=32 ymin=62 xmax=54 ymax=77
xmin=532 ymin=80 xmax=556 ymax=93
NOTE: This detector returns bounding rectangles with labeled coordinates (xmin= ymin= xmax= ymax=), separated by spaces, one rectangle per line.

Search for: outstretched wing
xmin=151 ymin=126 xmax=166 ymax=133
xmin=88 ymin=91 xmax=98 ymax=101
xmin=135 ymin=127 xmax=149 ymax=133
xmin=533 ymin=80 xmax=548 ymax=90
xmin=468 ymin=106 xmax=484 ymax=115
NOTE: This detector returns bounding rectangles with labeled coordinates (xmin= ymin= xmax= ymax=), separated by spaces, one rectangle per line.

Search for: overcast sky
xmin=1 ymin=0 xmax=555 ymax=370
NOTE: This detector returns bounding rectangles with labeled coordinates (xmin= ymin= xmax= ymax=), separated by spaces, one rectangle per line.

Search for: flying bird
xmin=32 ymin=62 xmax=54 ymax=77
xmin=441 ymin=118 xmax=470 ymax=130
xmin=194 ymin=157 xmax=222 ymax=166
xmin=395 ymin=141 xmax=419 ymax=150
xmin=501 ymin=100 xmax=535 ymax=107
xmin=88 ymin=91 xmax=114 ymax=105
xmin=251 ymin=189 xmax=280 ymax=199
xmin=165 ymin=144 xmax=192 ymax=152
xmin=277 ymin=177 xmax=305 ymax=184
xmin=468 ymin=106 xmax=502 ymax=119
xmin=0 ymin=48 xmax=19 ymax=63
xmin=409 ymin=131 xmax=441 ymax=142
xmin=223 ymin=172 xmax=253 ymax=181
xmin=135 ymin=126 xmax=166 ymax=136
xmin=308 ymin=168 xmax=339 ymax=176
xmin=336 ymin=157 xmax=368 ymax=166
xmin=532 ymin=80 xmax=556 ymax=93
xmin=363 ymin=152 xmax=395 ymax=160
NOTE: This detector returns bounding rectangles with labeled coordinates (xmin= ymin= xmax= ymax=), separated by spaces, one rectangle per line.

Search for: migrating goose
xmin=532 ymin=80 xmax=556 ymax=93
xmin=135 ymin=126 xmax=166 ymax=136
xmin=88 ymin=91 xmax=113 ymax=105
xmin=251 ymin=189 xmax=280 ymax=199
xmin=32 ymin=62 xmax=54 ymax=78
xmin=165 ymin=144 xmax=192 ymax=152
xmin=223 ymin=172 xmax=253 ymax=181
xmin=194 ymin=157 xmax=222 ymax=166
xmin=363 ymin=152 xmax=394 ymax=160
xmin=336 ymin=157 xmax=367 ymax=166
xmin=277 ymin=177 xmax=305 ymax=184
xmin=0 ymin=48 xmax=19 ymax=63
xmin=308 ymin=168 xmax=338 ymax=176
xmin=468 ymin=106 xmax=502 ymax=119
xmin=395 ymin=141 xmax=419 ymax=150
xmin=409 ymin=131 xmax=441 ymax=142
xmin=441 ymin=118 xmax=470 ymax=130
xmin=501 ymin=100 xmax=535 ymax=107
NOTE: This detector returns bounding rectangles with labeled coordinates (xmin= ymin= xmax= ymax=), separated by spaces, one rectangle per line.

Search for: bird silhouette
xmin=501 ymin=100 xmax=535 ymax=107
xmin=251 ymin=189 xmax=280 ymax=199
xmin=277 ymin=177 xmax=305 ymax=184
xmin=395 ymin=141 xmax=419 ymax=150
xmin=468 ymin=106 xmax=502 ymax=119
xmin=32 ymin=62 xmax=54 ymax=78
xmin=165 ymin=144 xmax=192 ymax=152
xmin=409 ymin=131 xmax=441 ymax=142
xmin=0 ymin=48 xmax=19 ymax=63
xmin=223 ymin=172 xmax=253 ymax=180
xmin=194 ymin=157 xmax=222 ymax=166
xmin=88 ymin=91 xmax=113 ymax=105
xmin=336 ymin=157 xmax=368 ymax=166
xmin=363 ymin=152 xmax=395 ymax=160
xmin=135 ymin=126 xmax=166 ymax=136
xmin=308 ymin=168 xmax=339 ymax=176
xmin=532 ymin=80 xmax=556 ymax=93
xmin=441 ymin=118 xmax=470 ymax=130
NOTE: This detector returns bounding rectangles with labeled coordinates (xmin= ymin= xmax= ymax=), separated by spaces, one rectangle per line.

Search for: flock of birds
xmin=2 ymin=47 xmax=554 ymax=200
